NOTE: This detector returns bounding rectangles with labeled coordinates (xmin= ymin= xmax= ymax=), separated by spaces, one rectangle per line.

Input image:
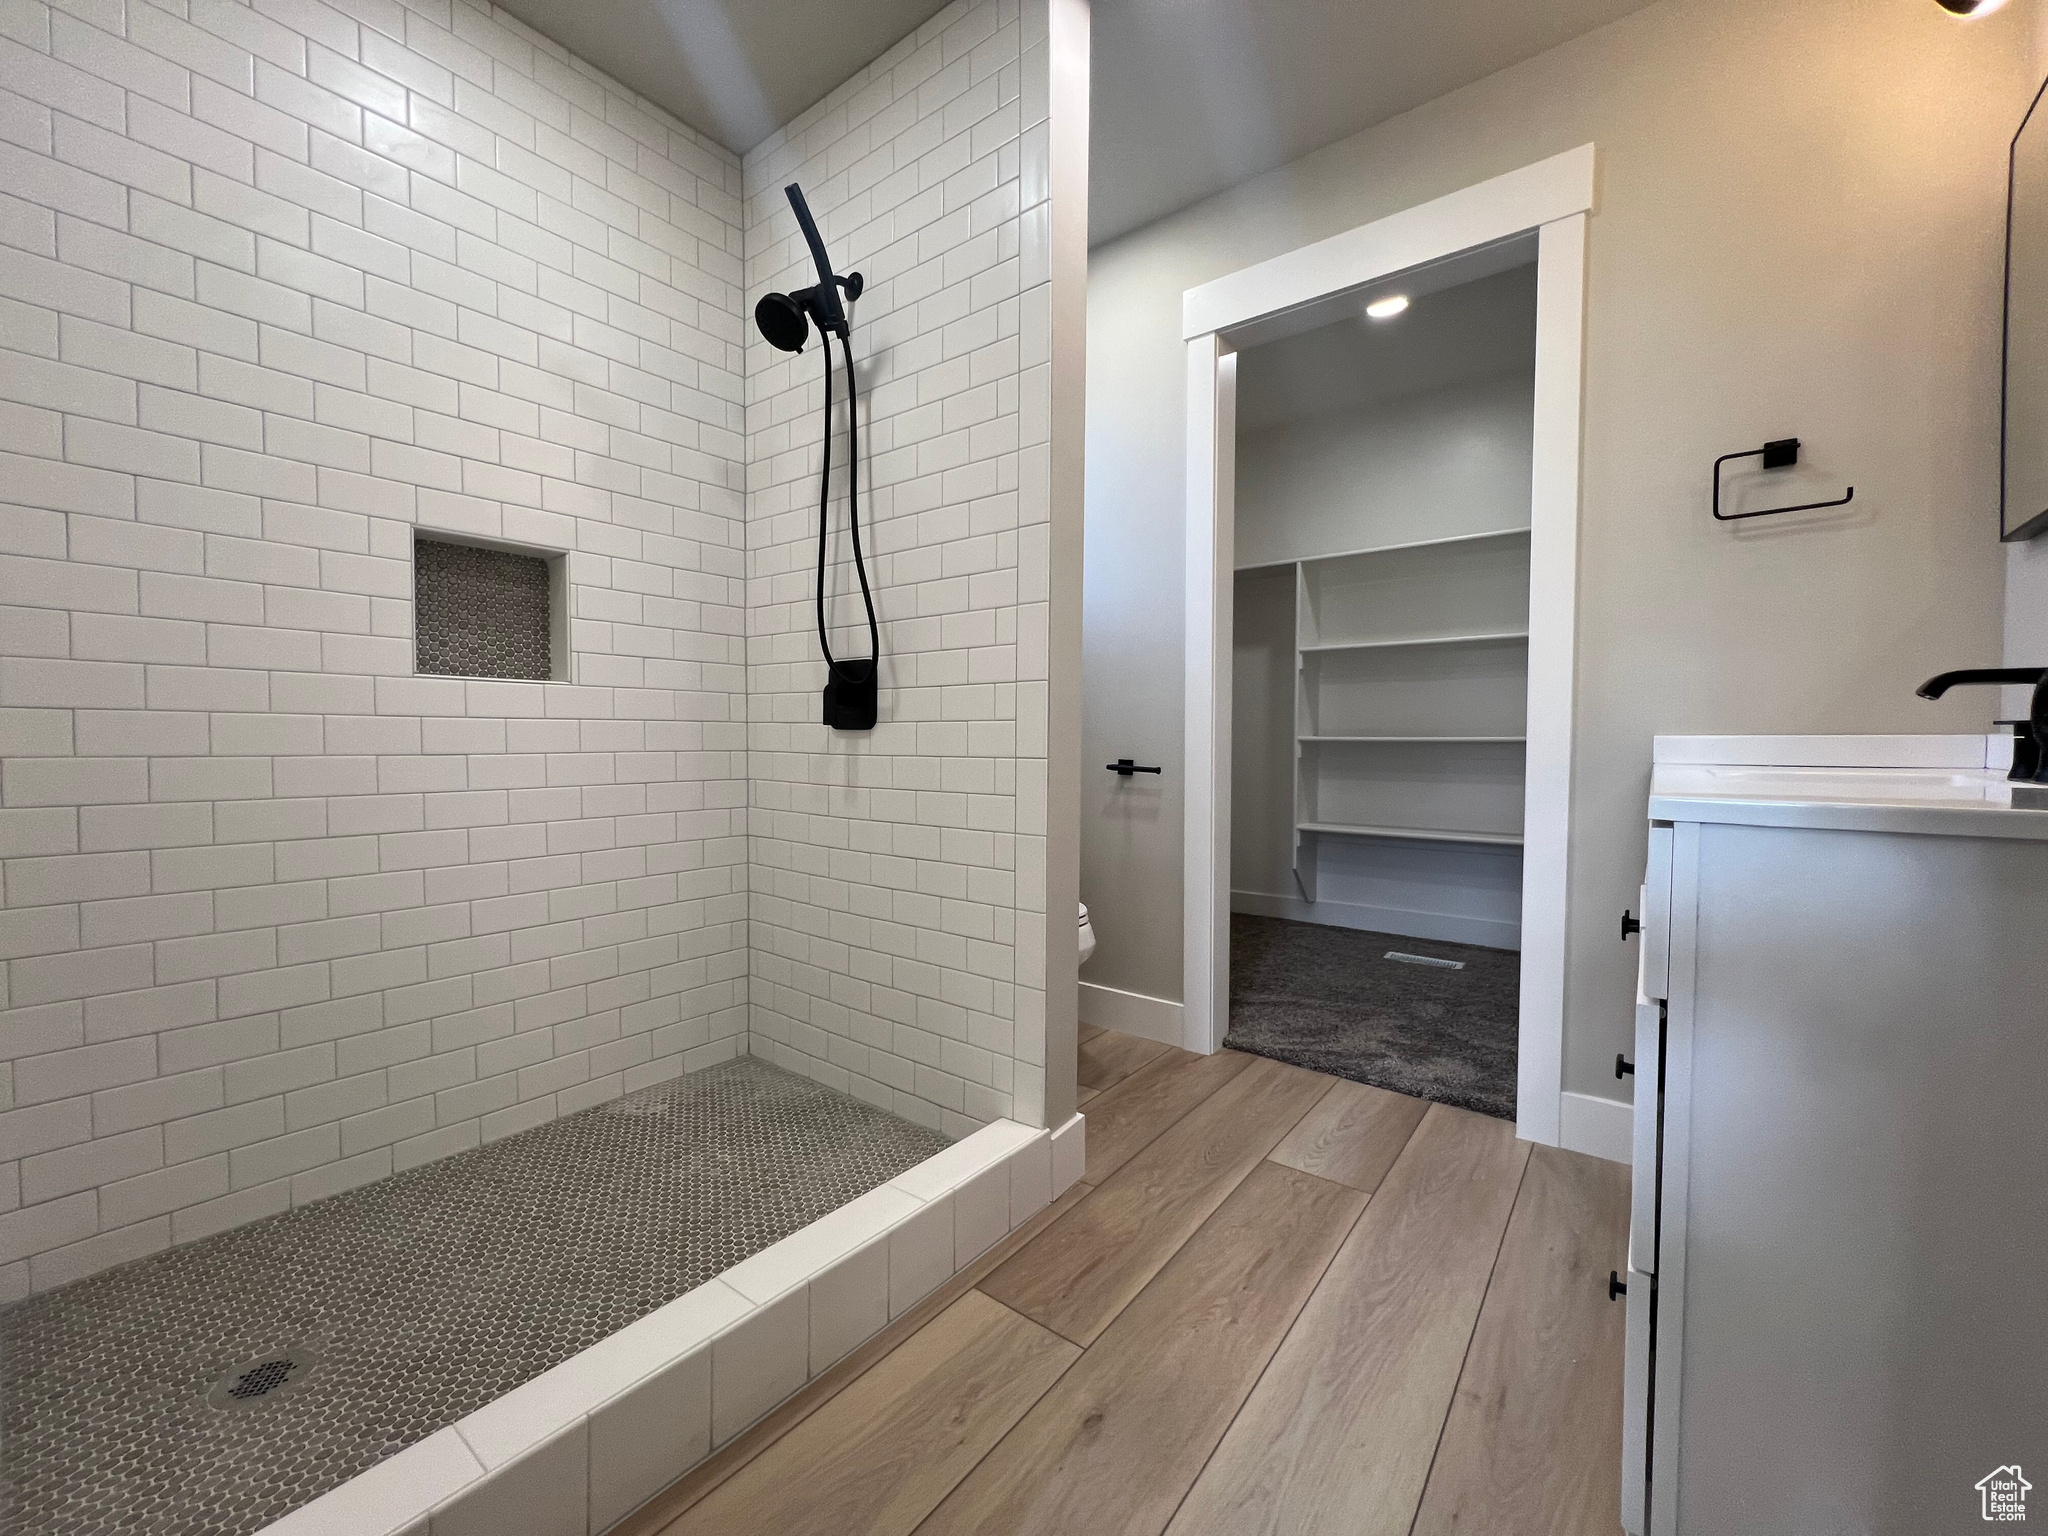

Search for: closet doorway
xmin=1182 ymin=148 xmax=1591 ymax=1147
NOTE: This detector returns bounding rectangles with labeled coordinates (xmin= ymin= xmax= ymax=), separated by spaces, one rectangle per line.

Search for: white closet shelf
xmin=1237 ymin=525 xmax=1531 ymax=573
xmin=1298 ymin=734 xmax=1528 ymax=744
xmin=1301 ymin=630 xmax=1528 ymax=654
xmin=1297 ymin=821 xmax=1525 ymax=847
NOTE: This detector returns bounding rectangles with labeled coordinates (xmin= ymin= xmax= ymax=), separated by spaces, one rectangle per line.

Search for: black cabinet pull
xmin=1609 ymin=1270 xmax=1627 ymax=1301
xmin=1106 ymin=759 xmax=1161 ymax=777
xmin=1615 ymin=1053 xmax=1634 ymax=1079
xmin=1621 ymin=909 xmax=1642 ymax=940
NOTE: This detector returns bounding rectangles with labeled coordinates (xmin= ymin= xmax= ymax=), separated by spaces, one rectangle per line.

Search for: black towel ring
xmin=1712 ymin=438 xmax=1854 ymax=521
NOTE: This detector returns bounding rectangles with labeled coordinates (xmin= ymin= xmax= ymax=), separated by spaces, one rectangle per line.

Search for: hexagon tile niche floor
xmin=0 ymin=1059 xmax=949 ymax=1536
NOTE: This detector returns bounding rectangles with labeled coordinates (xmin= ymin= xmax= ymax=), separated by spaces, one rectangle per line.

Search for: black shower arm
xmin=785 ymin=185 xmax=847 ymax=333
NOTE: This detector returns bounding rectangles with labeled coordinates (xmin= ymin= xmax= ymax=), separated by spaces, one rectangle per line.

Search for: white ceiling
xmin=1235 ymin=261 xmax=1537 ymax=431
xmin=496 ymin=0 xmax=1660 ymax=242
xmin=1089 ymin=0 xmax=1660 ymax=244
xmin=491 ymin=0 xmax=957 ymax=155
xmin=1222 ymin=231 xmax=1536 ymax=355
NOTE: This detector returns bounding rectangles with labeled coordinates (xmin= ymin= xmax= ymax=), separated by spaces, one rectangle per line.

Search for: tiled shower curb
xmin=258 ymin=1112 xmax=1087 ymax=1536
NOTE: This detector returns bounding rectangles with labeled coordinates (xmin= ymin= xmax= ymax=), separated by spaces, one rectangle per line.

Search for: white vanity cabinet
xmin=1621 ymin=737 xmax=2048 ymax=1536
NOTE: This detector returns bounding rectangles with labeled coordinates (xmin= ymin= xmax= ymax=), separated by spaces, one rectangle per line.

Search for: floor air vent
xmin=1384 ymin=951 xmax=1465 ymax=970
xmin=209 ymin=1346 xmax=320 ymax=1409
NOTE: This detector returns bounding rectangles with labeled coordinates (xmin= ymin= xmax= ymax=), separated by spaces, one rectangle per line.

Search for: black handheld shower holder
xmin=754 ymin=189 xmax=865 ymax=352
xmin=823 ymin=661 xmax=877 ymax=732
xmin=756 ymin=185 xmax=879 ymax=732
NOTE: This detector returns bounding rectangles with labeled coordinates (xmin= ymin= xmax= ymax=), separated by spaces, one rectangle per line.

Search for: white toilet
xmin=1078 ymin=902 xmax=1096 ymax=966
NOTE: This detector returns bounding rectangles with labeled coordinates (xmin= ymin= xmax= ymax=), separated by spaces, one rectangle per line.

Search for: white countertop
xmin=1649 ymin=734 xmax=2048 ymax=841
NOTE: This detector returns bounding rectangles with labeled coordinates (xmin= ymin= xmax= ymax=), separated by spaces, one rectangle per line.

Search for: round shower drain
xmin=208 ymin=1345 xmax=321 ymax=1409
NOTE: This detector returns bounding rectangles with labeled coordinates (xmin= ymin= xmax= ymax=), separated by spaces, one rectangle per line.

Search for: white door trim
xmin=1180 ymin=146 xmax=1594 ymax=1148
xmin=1182 ymin=332 xmax=1235 ymax=1058
xmin=1517 ymin=209 xmax=1589 ymax=1146
xmin=1182 ymin=144 xmax=1595 ymax=339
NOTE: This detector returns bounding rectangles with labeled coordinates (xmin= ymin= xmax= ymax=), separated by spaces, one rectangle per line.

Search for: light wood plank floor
xmin=618 ymin=1029 xmax=1629 ymax=1536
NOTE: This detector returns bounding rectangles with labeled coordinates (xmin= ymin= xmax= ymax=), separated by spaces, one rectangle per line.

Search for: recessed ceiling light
xmin=1365 ymin=295 xmax=1409 ymax=320
xmin=1935 ymin=0 xmax=2009 ymax=15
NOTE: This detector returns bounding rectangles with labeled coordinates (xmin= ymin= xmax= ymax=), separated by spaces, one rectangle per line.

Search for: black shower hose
xmin=815 ymin=328 xmax=879 ymax=685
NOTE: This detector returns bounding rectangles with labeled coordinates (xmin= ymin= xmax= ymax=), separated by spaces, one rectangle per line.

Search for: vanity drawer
xmin=1620 ymin=1257 xmax=1654 ymax=1536
xmin=1639 ymin=825 xmax=1674 ymax=1001
xmin=1630 ymin=1000 xmax=1662 ymax=1272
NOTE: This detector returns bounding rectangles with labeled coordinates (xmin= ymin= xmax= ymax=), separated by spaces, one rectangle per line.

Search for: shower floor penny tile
xmin=0 ymin=1058 xmax=950 ymax=1536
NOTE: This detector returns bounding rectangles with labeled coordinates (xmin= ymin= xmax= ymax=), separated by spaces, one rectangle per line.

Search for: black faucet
xmin=1916 ymin=668 xmax=2048 ymax=783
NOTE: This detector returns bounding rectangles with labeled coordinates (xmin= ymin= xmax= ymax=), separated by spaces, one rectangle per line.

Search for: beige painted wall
xmin=1081 ymin=0 xmax=2034 ymax=1103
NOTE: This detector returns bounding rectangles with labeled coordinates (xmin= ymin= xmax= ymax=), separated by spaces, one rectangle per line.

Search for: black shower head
xmin=754 ymin=184 xmax=863 ymax=353
xmin=755 ymin=290 xmax=811 ymax=353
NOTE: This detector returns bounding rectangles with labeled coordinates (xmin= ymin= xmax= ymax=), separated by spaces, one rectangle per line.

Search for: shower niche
xmin=413 ymin=532 xmax=569 ymax=684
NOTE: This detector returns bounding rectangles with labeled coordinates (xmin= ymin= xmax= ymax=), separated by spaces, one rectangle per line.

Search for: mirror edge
xmin=2002 ymin=74 xmax=2048 ymax=542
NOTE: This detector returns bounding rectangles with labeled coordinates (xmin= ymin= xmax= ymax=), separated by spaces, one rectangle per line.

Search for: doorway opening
xmin=1227 ymin=258 xmax=1536 ymax=1119
xmin=1182 ymin=147 xmax=1591 ymax=1146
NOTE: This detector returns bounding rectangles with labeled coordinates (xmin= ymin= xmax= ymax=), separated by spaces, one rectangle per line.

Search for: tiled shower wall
xmin=0 ymin=0 xmax=750 ymax=1297
xmin=742 ymin=0 xmax=1058 ymax=1138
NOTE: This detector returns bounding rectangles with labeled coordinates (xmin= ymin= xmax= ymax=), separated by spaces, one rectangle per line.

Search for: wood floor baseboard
xmin=1077 ymin=981 xmax=1184 ymax=1046
xmin=1558 ymin=1090 xmax=1631 ymax=1164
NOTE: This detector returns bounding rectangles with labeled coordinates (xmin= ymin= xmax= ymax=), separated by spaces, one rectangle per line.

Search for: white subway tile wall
xmin=0 ymin=0 xmax=754 ymax=1297
xmin=740 ymin=0 xmax=1053 ymax=1142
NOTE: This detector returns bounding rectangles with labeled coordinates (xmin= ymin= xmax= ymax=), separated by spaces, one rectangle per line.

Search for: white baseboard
xmin=1230 ymin=889 xmax=1520 ymax=951
xmin=1558 ymin=1090 xmax=1632 ymax=1164
xmin=1077 ymin=981 xmax=1183 ymax=1046
xmin=1050 ymin=1113 xmax=1085 ymax=1196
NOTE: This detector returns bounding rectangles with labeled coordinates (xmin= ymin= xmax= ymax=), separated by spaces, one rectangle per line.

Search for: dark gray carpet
xmin=1226 ymin=915 xmax=1518 ymax=1120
